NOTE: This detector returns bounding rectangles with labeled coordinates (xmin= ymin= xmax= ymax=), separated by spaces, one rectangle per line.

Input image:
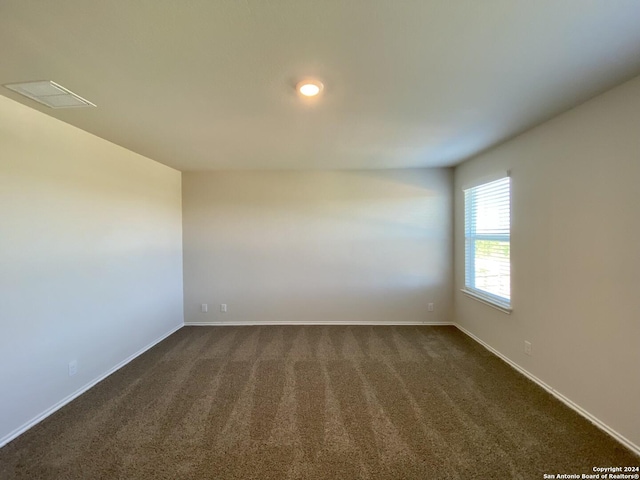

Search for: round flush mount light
xmin=296 ymin=80 xmax=323 ymax=97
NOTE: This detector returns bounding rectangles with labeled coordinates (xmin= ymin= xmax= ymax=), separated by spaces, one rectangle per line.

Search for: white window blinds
xmin=464 ymin=176 xmax=511 ymax=308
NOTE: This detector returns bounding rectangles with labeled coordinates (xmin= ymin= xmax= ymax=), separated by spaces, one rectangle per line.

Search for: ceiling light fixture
xmin=3 ymin=80 xmax=96 ymax=109
xmin=297 ymin=80 xmax=323 ymax=97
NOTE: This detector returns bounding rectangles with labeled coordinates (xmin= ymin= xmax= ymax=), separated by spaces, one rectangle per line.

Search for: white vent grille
xmin=3 ymin=81 xmax=96 ymax=109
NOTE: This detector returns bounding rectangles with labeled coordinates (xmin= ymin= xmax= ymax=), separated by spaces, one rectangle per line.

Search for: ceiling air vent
xmin=3 ymin=80 xmax=96 ymax=109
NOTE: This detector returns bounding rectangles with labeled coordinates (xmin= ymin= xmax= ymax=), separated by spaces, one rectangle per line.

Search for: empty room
xmin=1 ymin=1 xmax=639 ymax=478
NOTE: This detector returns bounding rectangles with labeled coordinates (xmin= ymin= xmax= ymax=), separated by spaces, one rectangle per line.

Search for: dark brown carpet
xmin=0 ymin=326 xmax=637 ymax=479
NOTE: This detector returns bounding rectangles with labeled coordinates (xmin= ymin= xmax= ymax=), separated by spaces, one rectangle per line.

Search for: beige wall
xmin=0 ymin=95 xmax=184 ymax=445
xmin=183 ymin=169 xmax=452 ymax=325
xmin=454 ymin=76 xmax=640 ymax=450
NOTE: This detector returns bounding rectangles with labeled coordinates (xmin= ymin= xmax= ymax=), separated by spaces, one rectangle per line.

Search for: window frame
xmin=462 ymin=176 xmax=512 ymax=313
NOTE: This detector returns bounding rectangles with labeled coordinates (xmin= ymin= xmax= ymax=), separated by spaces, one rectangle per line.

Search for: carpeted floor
xmin=0 ymin=325 xmax=637 ymax=479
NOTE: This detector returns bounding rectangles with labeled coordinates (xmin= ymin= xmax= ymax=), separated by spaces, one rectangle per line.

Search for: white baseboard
xmin=0 ymin=323 xmax=183 ymax=449
xmin=454 ymin=323 xmax=640 ymax=457
xmin=184 ymin=321 xmax=455 ymax=326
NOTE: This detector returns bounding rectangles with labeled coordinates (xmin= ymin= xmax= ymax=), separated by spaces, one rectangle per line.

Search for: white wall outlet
xmin=428 ymin=303 xmax=434 ymax=312
xmin=220 ymin=304 xmax=227 ymax=313
xmin=524 ymin=341 xmax=532 ymax=356
xmin=201 ymin=303 xmax=208 ymax=313
xmin=68 ymin=360 xmax=77 ymax=377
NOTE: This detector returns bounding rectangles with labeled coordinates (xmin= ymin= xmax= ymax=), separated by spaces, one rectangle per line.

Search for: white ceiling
xmin=2 ymin=1 xmax=640 ymax=171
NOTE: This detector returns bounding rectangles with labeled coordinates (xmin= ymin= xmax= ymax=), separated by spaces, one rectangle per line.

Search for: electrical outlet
xmin=428 ymin=303 xmax=434 ymax=312
xmin=524 ymin=341 xmax=532 ymax=356
xmin=68 ymin=360 xmax=77 ymax=377
xmin=220 ymin=304 xmax=227 ymax=313
xmin=201 ymin=303 xmax=208 ymax=313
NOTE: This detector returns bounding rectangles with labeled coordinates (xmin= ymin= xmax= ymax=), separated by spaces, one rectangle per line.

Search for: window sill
xmin=460 ymin=289 xmax=512 ymax=314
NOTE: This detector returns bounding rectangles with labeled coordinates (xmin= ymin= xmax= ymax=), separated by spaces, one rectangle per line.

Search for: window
xmin=464 ymin=176 xmax=511 ymax=311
